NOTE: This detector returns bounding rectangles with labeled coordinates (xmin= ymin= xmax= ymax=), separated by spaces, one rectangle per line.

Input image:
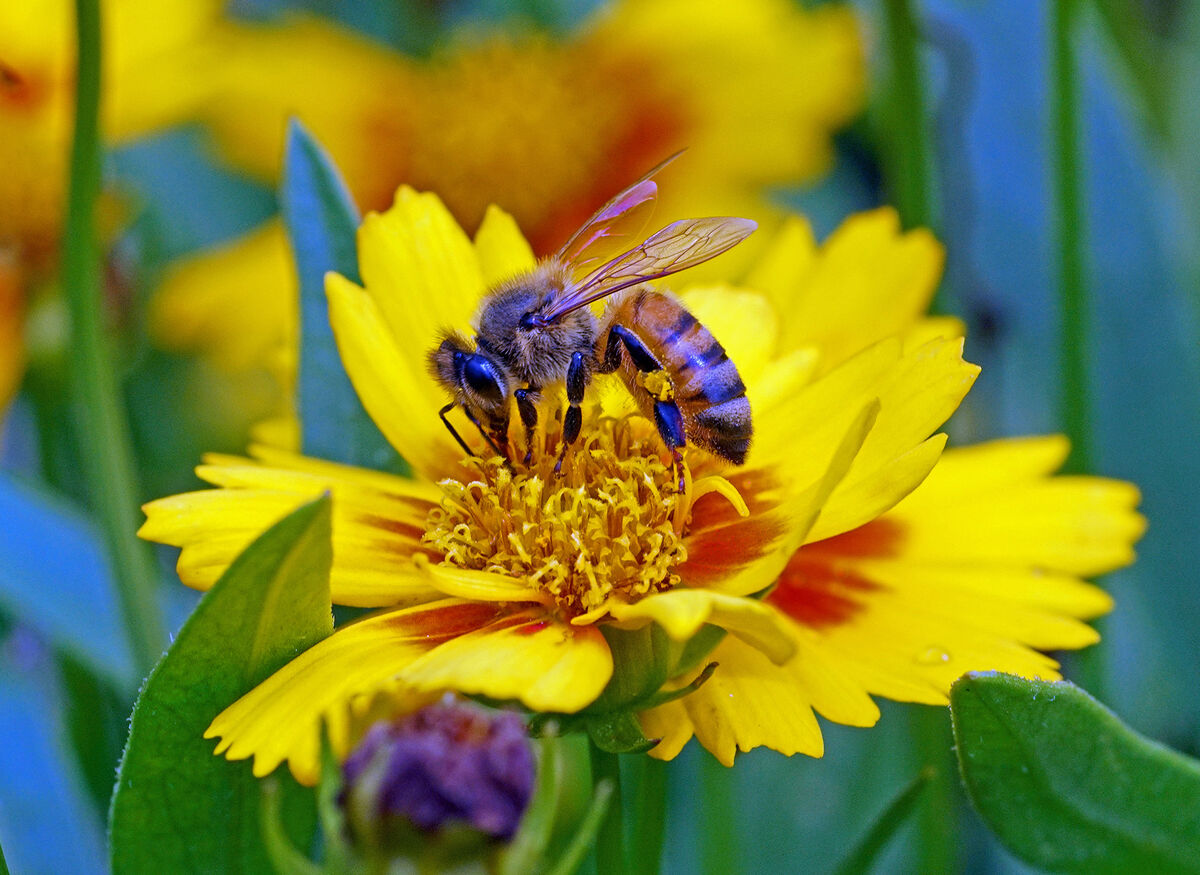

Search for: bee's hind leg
xmin=601 ymin=324 xmax=689 ymax=492
xmin=654 ymin=400 xmax=688 ymax=494
xmin=553 ymin=352 xmax=589 ymax=476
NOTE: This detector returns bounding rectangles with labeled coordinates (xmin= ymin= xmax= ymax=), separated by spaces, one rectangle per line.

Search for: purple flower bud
xmin=342 ymin=700 xmax=535 ymax=844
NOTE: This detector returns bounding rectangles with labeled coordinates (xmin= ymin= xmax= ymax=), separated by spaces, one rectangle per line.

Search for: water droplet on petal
xmin=915 ymin=646 xmax=951 ymax=665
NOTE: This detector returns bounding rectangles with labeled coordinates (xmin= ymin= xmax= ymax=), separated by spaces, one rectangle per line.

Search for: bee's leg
xmin=598 ymin=324 xmax=660 ymax=374
xmin=553 ymin=352 xmax=589 ymax=476
xmin=514 ymin=386 xmax=540 ymax=465
xmin=439 ymin=403 xmax=477 ymax=457
xmin=601 ymin=324 xmax=688 ymax=490
xmin=442 ymin=402 xmax=509 ymax=460
xmin=653 ymin=400 xmax=688 ymax=494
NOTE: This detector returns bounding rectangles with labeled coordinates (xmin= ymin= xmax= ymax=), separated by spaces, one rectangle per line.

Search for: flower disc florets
xmin=424 ymin=416 xmax=696 ymax=619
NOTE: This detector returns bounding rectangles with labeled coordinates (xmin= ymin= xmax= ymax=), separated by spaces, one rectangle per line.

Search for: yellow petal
xmin=474 ymin=204 xmax=536 ymax=288
xmin=413 ymin=555 xmax=550 ymax=605
xmin=610 ymin=589 xmax=796 ymax=664
xmin=400 ymin=611 xmax=612 ymax=713
xmin=326 ymin=272 xmax=460 ymax=480
xmin=356 ymin=186 xmax=485 ymax=351
xmin=643 ymin=634 xmax=826 ymax=766
xmin=140 ymin=452 xmax=444 ymax=607
xmin=752 ymin=337 xmax=976 ymax=517
xmin=639 ymin=697 xmax=693 ymax=762
xmin=888 ymin=438 xmax=1146 ymax=577
xmin=685 ymin=399 xmax=879 ymax=599
xmin=805 ymin=434 xmax=946 ymax=542
xmin=759 ymin=208 xmax=945 ymax=370
xmin=206 ymin=599 xmax=507 ymax=784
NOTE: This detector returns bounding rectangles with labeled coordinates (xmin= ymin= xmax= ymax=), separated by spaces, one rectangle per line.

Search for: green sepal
xmin=109 ymin=496 xmax=334 ymax=872
xmin=588 ymin=623 xmax=678 ymax=713
xmin=585 ymin=711 xmax=659 ymax=755
xmin=951 ymin=672 xmax=1200 ymax=874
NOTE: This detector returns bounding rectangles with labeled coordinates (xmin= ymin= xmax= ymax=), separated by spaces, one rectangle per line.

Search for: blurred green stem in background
xmin=1052 ymin=0 xmax=1107 ymax=698
xmin=65 ymin=0 xmax=165 ymax=676
xmin=700 ymin=754 xmax=738 ymax=875
xmin=881 ymin=2 xmax=959 ymax=870
xmin=1052 ymin=0 xmax=1092 ymax=478
xmin=881 ymin=0 xmax=938 ymax=234
xmin=589 ymin=746 xmax=626 ymax=874
xmin=625 ymin=755 xmax=667 ymax=875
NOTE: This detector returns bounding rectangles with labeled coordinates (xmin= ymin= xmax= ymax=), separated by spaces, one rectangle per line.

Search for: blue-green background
xmin=1 ymin=0 xmax=1196 ymax=871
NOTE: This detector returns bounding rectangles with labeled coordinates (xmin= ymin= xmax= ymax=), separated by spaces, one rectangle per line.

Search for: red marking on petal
xmin=511 ymin=619 xmax=552 ymax=636
xmin=359 ymin=513 xmax=427 ymax=541
xmin=383 ymin=601 xmax=507 ymax=641
xmin=804 ymin=518 xmax=906 ymax=560
xmin=768 ymin=521 xmax=906 ymax=630
xmin=680 ymin=515 xmax=788 ymax=587
xmin=768 ymin=557 xmax=882 ymax=630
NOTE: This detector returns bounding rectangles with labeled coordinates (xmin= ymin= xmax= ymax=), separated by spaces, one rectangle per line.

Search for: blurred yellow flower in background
xmin=150 ymin=0 xmax=864 ymax=414
xmin=0 ymin=0 xmax=224 ymax=410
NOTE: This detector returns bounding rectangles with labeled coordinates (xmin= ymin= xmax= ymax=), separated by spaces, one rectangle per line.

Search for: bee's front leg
xmin=514 ymin=385 xmax=540 ymax=465
xmin=553 ymin=352 xmax=590 ymax=476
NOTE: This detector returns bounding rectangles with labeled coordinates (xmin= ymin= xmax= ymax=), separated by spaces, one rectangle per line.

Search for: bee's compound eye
xmin=463 ymin=355 xmax=506 ymax=405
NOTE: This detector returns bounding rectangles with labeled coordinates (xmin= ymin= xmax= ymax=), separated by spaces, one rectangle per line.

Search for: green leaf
xmin=110 ymin=496 xmax=335 ymax=872
xmin=951 ymin=672 xmax=1200 ymax=874
xmin=830 ymin=768 xmax=933 ymax=875
xmin=280 ymin=119 xmax=404 ymax=473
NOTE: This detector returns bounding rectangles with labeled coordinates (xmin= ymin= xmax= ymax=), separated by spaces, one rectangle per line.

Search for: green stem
xmin=589 ymin=745 xmax=626 ymax=874
xmin=882 ymin=0 xmax=935 ymax=231
xmin=699 ymin=754 xmax=737 ymax=875
xmin=627 ymin=756 xmax=667 ymax=875
xmin=907 ymin=707 xmax=957 ymax=873
xmin=1051 ymin=0 xmax=1091 ymax=476
xmin=1052 ymin=0 xmax=1107 ymax=699
xmin=65 ymin=0 xmax=165 ymax=675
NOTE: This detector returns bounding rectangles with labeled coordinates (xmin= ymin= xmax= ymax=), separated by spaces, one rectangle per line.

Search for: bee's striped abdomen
xmin=613 ymin=291 xmax=753 ymax=464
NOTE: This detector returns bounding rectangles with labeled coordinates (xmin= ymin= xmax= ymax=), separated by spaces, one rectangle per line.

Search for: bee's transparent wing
xmin=554 ymin=152 xmax=682 ymax=279
xmin=540 ymin=217 xmax=757 ymax=321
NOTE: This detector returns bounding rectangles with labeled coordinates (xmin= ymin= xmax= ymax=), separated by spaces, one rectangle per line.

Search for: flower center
xmin=423 ymin=416 xmax=701 ymax=620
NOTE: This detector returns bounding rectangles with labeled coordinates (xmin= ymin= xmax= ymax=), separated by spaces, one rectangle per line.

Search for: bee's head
xmin=428 ymin=332 xmax=510 ymax=416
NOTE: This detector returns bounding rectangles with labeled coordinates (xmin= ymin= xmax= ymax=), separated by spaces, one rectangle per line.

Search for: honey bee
xmin=428 ymin=154 xmax=755 ymax=488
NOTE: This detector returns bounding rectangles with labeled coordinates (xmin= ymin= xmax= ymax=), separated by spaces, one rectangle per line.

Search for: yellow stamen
xmin=423 ymin=415 xmax=743 ymax=621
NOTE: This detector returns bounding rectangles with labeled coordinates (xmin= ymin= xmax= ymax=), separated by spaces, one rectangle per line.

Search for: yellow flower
xmin=638 ymin=210 xmax=1146 ymax=764
xmin=140 ymin=189 xmax=981 ymax=785
xmin=151 ymin=0 xmax=863 ymax=385
xmin=0 ymin=0 xmax=225 ymax=407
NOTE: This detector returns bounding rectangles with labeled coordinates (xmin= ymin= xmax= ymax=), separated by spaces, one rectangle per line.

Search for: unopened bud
xmin=341 ymin=699 xmax=535 ymax=857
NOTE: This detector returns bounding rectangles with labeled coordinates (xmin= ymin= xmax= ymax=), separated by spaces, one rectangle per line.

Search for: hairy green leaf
xmin=280 ymin=119 xmax=403 ymax=472
xmin=952 ymin=672 xmax=1200 ymax=874
xmin=110 ymin=496 xmax=334 ymax=872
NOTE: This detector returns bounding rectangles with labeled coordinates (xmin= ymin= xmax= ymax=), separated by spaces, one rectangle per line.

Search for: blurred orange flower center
xmin=422 ymin=415 xmax=736 ymax=619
